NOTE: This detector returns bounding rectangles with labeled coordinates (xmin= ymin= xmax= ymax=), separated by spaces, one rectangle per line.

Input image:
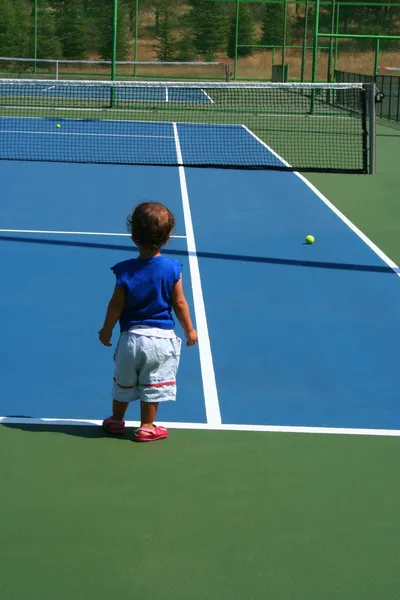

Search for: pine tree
xmin=227 ymin=4 xmax=255 ymax=59
xmin=37 ymin=2 xmax=62 ymax=59
xmin=147 ymin=0 xmax=184 ymax=39
xmin=154 ymin=6 xmax=177 ymax=61
xmin=176 ymin=34 xmax=197 ymax=62
xmin=13 ymin=0 xmax=32 ymax=57
xmin=260 ymin=3 xmax=285 ymax=47
xmin=189 ymin=0 xmax=229 ymax=61
xmin=0 ymin=0 xmax=17 ymax=57
xmin=52 ymin=0 xmax=89 ymax=60
xmin=80 ymin=0 xmax=99 ymax=50
xmin=97 ymin=2 xmax=130 ymax=61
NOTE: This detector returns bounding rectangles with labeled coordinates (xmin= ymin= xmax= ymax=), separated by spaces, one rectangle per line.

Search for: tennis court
xmin=1 ymin=80 xmax=400 ymax=600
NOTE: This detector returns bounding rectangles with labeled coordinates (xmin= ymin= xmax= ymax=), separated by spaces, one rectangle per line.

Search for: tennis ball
xmin=305 ymin=235 xmax=315 ymax=245
xmin=56 ymin=123 xmax=61 ymax=128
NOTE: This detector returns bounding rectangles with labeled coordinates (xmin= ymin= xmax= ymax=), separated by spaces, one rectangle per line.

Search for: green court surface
xmin=1 ymin=426 xmax=400 ymax=600
xmin=1 ymin=123 xmax=400 ymax=600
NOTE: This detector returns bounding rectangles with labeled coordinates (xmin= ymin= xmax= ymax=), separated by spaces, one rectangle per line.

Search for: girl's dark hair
xmin=127 ymin=202 xmax=176 ymax=251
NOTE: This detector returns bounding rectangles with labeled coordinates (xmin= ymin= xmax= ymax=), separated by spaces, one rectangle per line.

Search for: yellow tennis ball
xmin=305 ymin=235 xmax=315 ymax=245
xmin=56 ymin=123 xmax=61 ymax=128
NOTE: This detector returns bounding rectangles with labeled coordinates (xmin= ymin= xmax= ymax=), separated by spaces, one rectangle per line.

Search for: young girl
xmin=98 ymin=201 xmax=198 ymax=442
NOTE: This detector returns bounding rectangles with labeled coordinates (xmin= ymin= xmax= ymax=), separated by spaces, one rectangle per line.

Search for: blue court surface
xmin=1 ymin=118 xmax=400 ymax=434
xmin=0 ymin=118 xmax=282 ymax=168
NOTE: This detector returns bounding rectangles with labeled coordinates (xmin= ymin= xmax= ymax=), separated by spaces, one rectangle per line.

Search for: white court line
xmin=0 ymin=129 xmax=174 ymax=139
xmin=1 ymin=416 xmax=400 ymax=437
xmin=0 ymin=228 xmax=187 ymax=239
xmin=173 ymin=122 xmax=221 ymax=426
xmin=165 ymin=86 xmax=169 ymax=103
xmin=241 ymin=124 xmax=400 ymax=278
xmin=200 ymin=88 xmax=214 ymax=104
xmin=42 ymin=86 xmax=56 ymax=92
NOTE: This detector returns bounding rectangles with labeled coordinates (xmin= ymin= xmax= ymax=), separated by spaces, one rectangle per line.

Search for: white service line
xmin=0 ymin=129 xmax=174 ymax=139
xmin=0 ymin=228 xmax=187 ymax=239
xmin=200 ymin=88 xmax=214 ymax=104
xmin=173 ymin=122 xmax=221 ymax=426
xmin=1 ymin=416 xmax=400 ymax=437
xmin=165 ymin=86 xmax=169 ymax=103
xmin=241 ymin=124 xmax=400 ymax=278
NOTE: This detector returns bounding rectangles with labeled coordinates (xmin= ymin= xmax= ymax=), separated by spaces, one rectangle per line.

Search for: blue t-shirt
xmin=111 ymin=256 xmax=182 ymax=332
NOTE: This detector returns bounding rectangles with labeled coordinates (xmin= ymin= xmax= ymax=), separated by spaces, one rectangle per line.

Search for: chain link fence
xmin=0 ymin=1 xmax=399 ymax=82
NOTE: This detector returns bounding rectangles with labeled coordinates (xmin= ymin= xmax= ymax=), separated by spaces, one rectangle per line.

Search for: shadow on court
xmin=0 ymin=234 xmax=397 ymax=275
xmin=1 ymin=422 xmax=137 ymax=442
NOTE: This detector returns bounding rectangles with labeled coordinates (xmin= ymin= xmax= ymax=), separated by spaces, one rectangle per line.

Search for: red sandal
xmin=102 ymin=417 xmax=125 ymax=435
xmin=134 ymin=426 xmax=168 ymax=442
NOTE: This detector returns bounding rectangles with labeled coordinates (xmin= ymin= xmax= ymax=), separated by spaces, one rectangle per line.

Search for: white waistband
xmin=127 ymin=326 xmax=176 ymax=339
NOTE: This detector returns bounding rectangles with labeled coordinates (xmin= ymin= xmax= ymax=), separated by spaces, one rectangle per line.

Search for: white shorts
xmin=112 ymin=332 xmax=182 ymax=403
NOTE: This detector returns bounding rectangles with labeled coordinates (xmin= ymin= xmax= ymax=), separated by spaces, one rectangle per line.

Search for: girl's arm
xmin=99 ymin=284 xmax=126 ymax=346
xmin=171 ymin=276 xmax=198 ymax=346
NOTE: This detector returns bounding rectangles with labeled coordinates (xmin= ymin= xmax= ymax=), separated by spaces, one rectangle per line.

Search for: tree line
xmin=0 ymin=0 xmax=131 ymax=60
xmin=0 ymin=0 xmax=398 ymax=63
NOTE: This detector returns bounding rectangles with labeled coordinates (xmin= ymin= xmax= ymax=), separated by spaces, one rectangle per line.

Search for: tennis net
xmin=0 ymin=79 xmax=373 ymax=173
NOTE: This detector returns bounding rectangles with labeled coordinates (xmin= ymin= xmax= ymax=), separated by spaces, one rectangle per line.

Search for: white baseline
xmin=1 ymin=416 xmax=400 ymax=437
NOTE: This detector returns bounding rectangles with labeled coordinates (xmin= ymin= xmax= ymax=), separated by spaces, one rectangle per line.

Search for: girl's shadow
xmin=2 ymin=421 xmax=136 ymax=441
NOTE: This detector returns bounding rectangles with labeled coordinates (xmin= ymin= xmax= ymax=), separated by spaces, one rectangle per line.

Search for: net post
xmin=366 ymin=83 xmax=376 ymax=175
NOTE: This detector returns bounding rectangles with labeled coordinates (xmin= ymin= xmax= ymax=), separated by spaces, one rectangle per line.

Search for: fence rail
xmin=0 ymin=57 xmax=231 ymax=82
xmin=335 ymin=69 xmax=400 ymax=122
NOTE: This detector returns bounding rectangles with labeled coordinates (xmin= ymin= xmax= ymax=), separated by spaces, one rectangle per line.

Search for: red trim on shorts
xmin=142 ymin=381 xmax=176 ymax=388
xmin=113 ymin=377 xmax=135 ymax=390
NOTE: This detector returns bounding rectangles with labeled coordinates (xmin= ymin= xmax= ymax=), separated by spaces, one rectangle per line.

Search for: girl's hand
xmin=99 ymin=285 xmax=125 ymax=347
xmin=186 ymin=329 xmax=198 ymax=346
xmin=98 ymin=328 xmax=112 ymax=347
